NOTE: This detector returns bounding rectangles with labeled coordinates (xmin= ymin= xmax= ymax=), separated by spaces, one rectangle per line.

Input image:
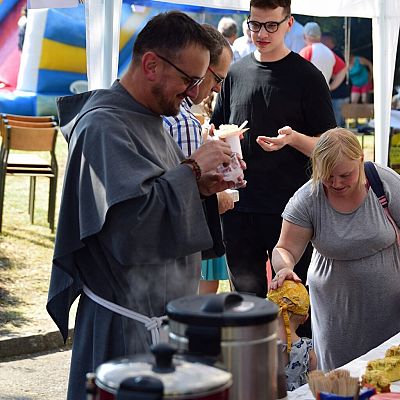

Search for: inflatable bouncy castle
xmin=0 ymin=1 xmax=235 ymax=116
xmin=0 ymin=0 xmax=24 ymax=93
xmin=0 ymin=2 xmax=156 ymax=115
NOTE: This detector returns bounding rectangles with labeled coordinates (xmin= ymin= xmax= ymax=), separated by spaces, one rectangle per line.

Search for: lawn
xmin=0 ymin=131 xmax=67 ymax=335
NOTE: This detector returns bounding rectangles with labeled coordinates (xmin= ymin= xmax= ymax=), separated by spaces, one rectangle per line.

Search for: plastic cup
xmin=216 ymin=153 xmax=246 ymax=189
xmin=224 ymin=133 xmax=242 ymax=158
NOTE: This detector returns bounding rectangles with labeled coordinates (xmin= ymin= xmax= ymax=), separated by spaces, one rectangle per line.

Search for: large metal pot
xmin=166 ymin=293 xmax=279 ymax=400
xmin=86 ymin=343 xmax=232 ymax=399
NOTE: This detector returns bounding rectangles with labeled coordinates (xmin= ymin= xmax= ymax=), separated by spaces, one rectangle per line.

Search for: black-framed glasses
xmin=155 ymin=53 xmax=205 ymax=90
xmin=247 ymin=15 xmax=289 ymax=33
xmin=208 ymin=66 xmax=225 ymax=86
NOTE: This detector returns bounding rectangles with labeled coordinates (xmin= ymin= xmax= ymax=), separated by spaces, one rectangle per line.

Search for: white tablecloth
xmin=288 ymin=332 xmax=400 ymax=399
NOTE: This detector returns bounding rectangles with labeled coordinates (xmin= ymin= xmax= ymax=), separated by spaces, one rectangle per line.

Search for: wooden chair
xmin=0 ymin=125 xmax=58 ymax=233
xmin=1 ymin=119 xmax=58 ymax=129
xmin=0 ymin=118 xmax=58 ymax=154
xmin=341 ymin=103 xmax=375 ymax=157
xmin=1 ymin=113 xmax=56 ymax=123
xmin=0 ymin=115 xmax=58 ymax=155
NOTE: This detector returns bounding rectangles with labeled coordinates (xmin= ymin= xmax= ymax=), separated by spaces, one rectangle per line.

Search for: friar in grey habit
xmin=46 ymin=12 xmax=236 ymax=400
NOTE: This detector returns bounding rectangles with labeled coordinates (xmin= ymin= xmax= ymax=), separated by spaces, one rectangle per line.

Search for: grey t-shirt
xmin=282 ymin=163 xmax=400 ymax=370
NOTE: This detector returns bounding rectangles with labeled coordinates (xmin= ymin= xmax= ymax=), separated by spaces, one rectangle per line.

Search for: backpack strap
xmin=364 ymin=161 xmax=400 ymax=245
xmin=364 ymin=161 xmax=388 ymax=208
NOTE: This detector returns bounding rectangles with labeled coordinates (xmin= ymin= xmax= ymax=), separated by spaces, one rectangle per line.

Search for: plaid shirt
xmin=162 ymin=98 xmax=202 ymax=157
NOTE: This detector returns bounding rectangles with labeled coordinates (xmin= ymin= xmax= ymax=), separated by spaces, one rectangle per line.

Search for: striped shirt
xmin=162 ymin=98 xmax=202 ymax=157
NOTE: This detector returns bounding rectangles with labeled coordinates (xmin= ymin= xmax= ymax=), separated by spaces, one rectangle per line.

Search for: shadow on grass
xmin=0 ymin=287 xmax=28 ymax=334
xmin=0 ymin=254 xmax=29 ymax=334
xmin=2 ymin=227 xmax=55 ymax=249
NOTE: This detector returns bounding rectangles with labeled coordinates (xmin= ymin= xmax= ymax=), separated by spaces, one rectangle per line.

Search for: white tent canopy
xmin=85 ymin=0 xmax=400 ymax=166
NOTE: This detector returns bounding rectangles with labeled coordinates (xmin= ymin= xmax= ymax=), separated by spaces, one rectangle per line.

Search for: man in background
xmin=218 ymin=16 xmax=238 ymax=47
xmin=163 ymin=25 xmax=234 ymax=294
xmin=300 ymin=22 xmax=347 ymax=92
xmin=233 ymin=19 xmax=256 ymax=60
xmin=284 ymin=17 xmax=305 ymax=53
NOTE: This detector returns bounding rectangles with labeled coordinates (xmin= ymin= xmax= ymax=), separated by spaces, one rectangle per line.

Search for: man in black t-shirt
xmin=211 ymin=0 xmax=336 ymax=313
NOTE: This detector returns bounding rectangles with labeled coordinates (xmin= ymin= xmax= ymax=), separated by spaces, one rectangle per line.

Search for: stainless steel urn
xmin=166 ymin=293 xmax=279 ymax=400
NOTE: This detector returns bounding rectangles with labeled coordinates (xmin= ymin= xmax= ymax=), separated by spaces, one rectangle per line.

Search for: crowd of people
xmin=46 ymin=0 xmax=399 ymax=398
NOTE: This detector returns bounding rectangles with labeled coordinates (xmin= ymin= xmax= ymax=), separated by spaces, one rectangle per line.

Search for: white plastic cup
xmin=224 ymin=133 xmax=242 ymax=158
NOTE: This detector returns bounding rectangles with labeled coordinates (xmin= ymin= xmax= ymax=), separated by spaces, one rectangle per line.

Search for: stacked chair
xmin=341 ymin=103 xmax=375 ymax=158
xmin=0 ymin=113 xmax=59 ymax=233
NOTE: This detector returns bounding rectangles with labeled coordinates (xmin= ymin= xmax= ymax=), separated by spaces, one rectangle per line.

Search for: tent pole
xmin=85 ymin=0 xmax=122 ymax=90
xmin=372 ymin=0 xmax=400 ymax=165
xmin=344 ymin=16 xmax=351 ymax=85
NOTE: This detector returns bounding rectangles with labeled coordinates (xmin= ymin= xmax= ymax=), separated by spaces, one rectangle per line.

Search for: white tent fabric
xmin=86 ymin=0 xmax=400 ymax=166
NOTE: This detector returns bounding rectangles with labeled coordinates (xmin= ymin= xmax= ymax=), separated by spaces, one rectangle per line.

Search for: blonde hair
xmin=311 ymin=128 xmax=366 ymax=193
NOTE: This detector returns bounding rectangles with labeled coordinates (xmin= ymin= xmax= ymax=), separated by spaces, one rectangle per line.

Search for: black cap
xmin=167 ymin=293 xmax=278 ymax=327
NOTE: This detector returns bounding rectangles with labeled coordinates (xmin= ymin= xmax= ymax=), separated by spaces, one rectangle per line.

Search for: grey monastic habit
xmin=47 ymin=81 xmax=213 ymax=400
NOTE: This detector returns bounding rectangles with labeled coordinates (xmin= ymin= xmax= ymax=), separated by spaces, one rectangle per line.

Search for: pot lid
xmin=166 ymin=293 xmax=278 ymax=327
xmin=95 ymin=344 xmax=232 ymax=396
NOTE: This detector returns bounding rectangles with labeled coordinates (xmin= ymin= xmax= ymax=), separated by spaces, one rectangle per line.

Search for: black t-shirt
xmin=211 ymin=51 xmax=336 ymax=214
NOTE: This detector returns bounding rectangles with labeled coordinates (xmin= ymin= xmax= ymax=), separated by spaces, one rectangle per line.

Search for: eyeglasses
xmin=247 ymin=15 xmax=289 ymax=33
xmin=207 ymin=66 xmax=225 ymax=86
xmin=155 ymin=53 xmax=205 ymax=90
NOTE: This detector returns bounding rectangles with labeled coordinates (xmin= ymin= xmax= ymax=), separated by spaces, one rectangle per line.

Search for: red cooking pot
xmin=86 ymin=343 xmax=232 ymax=400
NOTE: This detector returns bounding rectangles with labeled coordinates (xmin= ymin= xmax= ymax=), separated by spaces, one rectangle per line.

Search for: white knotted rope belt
xmin=83 ymin=285 xmax=168 ymax=345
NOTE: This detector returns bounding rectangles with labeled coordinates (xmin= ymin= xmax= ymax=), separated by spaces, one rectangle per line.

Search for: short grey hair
xmin=217 ymin=17 xmax=238 ymax=39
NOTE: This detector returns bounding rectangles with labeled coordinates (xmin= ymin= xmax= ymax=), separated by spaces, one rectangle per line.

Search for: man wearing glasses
xmin=48 ymin=12 xmax=235 ymax=400
xmin=211 ymin=0 xmax=336 ymax=336
xmin=163 ymin=24 xmax=234 ymax=295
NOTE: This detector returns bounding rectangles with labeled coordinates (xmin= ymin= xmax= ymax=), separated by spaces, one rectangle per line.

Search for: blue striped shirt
xmin=162 ymin=98 xmax=202 ymax=157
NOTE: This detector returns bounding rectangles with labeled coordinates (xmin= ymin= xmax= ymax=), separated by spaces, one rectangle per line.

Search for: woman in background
xmin=349 ymin=54 xmax=373 ymax=103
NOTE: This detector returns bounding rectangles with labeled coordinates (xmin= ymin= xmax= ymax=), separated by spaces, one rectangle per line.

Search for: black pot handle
xmin=201 ymin=292 xmax=243 ymax=313
xmin=151 ymin=343 xmax=176 ymax=373
xmin=116 ymin=376 xmax=163 ymax=400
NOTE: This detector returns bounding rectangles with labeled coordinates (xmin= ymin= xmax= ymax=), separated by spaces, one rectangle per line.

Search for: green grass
xmin=0 ymin=131 xmax=67 ymax=334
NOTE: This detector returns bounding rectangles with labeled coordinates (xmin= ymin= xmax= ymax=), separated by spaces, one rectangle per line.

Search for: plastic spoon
xmin=238 ymin=120 xmax=248 ymax=131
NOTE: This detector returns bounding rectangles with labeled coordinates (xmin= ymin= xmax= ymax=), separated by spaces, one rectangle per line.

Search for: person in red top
xmin=300 ymin=22 xmax=347 ymax=93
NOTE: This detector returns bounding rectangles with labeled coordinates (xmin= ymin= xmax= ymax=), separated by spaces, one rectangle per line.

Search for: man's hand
xmin=202 ymin=122 xmax=215 ymax=142
xmin=197 ymin=171 xmax=235 ymax=197
xmin=191 ymin=140 xmax=232 ymax=173
xmin=217 ymin=190 xmax=235 ymax=214
xmin=256 ymin=126 xmax=295 ymax=152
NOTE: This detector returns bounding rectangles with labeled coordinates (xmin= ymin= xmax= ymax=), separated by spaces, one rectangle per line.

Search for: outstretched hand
xmin=217 ymin=191 xmax=235 ymax=214
xmin=256 ymin=126 xmax=296 ymax=152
